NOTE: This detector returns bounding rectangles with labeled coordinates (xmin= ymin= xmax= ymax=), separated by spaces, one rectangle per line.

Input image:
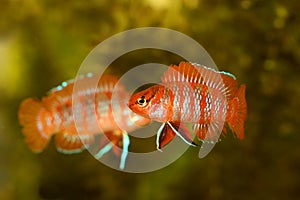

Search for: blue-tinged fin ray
xmin=95 ymin=143 xmax=113 ymax=159
xmin=120 ymin=132 xmax=130 ymax=170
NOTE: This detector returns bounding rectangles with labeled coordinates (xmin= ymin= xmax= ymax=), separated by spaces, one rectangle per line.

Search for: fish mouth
xmin=127 ymin=102 xmax=135 ymax=110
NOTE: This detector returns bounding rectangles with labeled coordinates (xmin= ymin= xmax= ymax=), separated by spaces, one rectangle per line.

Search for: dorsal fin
xmin=42 ymin=74 xmax=122 ymax=111
xmin=50 ymin=74 xmax=121 ymax=95
xmin=161 ymin=62 xmax=238 ymax=99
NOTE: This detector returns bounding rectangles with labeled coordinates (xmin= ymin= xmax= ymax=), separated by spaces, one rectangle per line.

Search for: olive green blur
xmin=1 ymin=0 xmax=300 ymax=199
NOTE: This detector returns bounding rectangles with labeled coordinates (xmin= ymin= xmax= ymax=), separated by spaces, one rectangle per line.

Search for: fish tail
xmin=227 ymin=85 xmax=247 ymax=139
xmin=18 ymin=98 xmax=54 ymax=152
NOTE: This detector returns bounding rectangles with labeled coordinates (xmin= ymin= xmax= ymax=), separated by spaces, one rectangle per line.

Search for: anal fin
xmin=193 ymin=121 xmax=225 ymax=142
xmin=193 ymin=121 xmax=225 ymax=158
xmin=55 ymin=132 xmax=94 ymax=154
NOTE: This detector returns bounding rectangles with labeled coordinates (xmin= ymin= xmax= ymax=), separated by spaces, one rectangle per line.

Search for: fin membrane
xmin=156 ymin=121 xmax=196 ymax=150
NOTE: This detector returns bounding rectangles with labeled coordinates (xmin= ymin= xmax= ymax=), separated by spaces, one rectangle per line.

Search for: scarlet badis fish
xmin=128 ymin=62 xmax=247 ymax=150
xmin=18 ymin=74 xmax=150 ymax=169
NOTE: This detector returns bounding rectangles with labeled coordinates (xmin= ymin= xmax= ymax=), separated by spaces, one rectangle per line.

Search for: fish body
xmin=18 ymin=74 xmax=150 ymax=169
xmin=129 ymin=62 xmax=247 ymax=149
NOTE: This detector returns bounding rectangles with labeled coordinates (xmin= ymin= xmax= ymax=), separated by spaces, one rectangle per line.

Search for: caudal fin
xmin=227 ymin=85 xmax=247 ymax=139
xmin=18 ymin=98 xmax=54 ymax=152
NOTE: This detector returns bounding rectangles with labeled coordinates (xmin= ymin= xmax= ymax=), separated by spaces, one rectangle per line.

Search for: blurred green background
xmin=1 ymin=0 xmax=300 ymax=199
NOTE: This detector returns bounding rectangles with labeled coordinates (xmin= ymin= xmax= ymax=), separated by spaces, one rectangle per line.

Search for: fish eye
xmin=136 ymin=96 xmax=147 ymax=107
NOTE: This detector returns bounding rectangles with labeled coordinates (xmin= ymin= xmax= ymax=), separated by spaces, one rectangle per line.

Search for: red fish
xmin=18 ymin=74 xmax=150 ymax=169
xmin=128 ymin=62 xmax=247 ymax=150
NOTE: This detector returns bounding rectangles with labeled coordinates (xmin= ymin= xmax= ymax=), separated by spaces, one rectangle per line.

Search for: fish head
xmin=128 ymin=85 xmax=164 ymax=119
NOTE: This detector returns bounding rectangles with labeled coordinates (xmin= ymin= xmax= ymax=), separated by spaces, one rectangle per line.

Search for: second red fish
xmin=18 ymin=74 xmax=150 ymax=169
